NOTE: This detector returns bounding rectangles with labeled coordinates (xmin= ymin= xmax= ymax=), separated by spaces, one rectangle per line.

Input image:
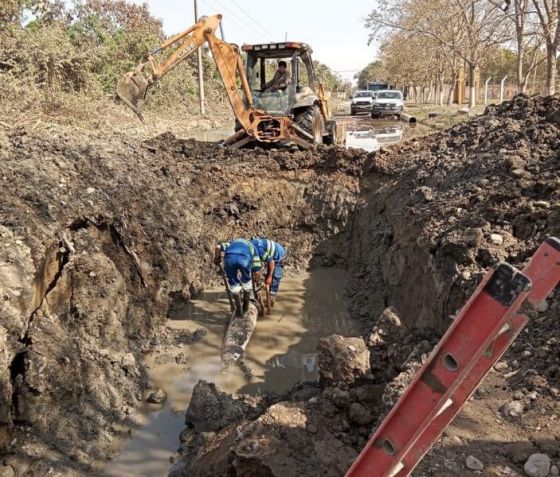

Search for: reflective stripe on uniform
xmin=237 ymin=238 xmax=261 ymax=270
xmin=264 ymin=240 xmax=276 ymax=261
xmin=229 ymin=283 xmax=242 ymax=293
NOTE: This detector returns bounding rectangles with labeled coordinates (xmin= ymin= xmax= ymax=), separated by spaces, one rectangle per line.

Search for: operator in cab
xmin=265 ymin=60 xmax=292 ymax=92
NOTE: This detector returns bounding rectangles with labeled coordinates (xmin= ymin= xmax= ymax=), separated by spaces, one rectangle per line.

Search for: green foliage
xmin=0 ymin=0 xmax=226 ymax=114
xmin=354 ymin=61 xmax=385 ymax=89
xmin=479 ymin=47 xmax=517 ymax=81
xmin=313 ymin=61 xmax=348 ymax=92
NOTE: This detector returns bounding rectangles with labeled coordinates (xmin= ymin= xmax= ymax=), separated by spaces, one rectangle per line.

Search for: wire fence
xmin=404 ymin=80 xmax=550 ymax=106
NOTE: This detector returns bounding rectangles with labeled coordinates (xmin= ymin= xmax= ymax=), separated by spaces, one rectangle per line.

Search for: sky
xmin=130 ymin=0 xmax=378 ymax=83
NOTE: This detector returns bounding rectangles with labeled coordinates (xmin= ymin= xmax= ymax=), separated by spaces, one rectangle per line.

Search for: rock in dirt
xmin=146 ymin=388 xmax=167 ymax=404
xmin=501 ymin=400 xmax=524 ymax=418
xmin=185 ymin=380 xmax=261 ymax=432
xmin=348 ymin=402 xmax=373 ymax=426
xmin=318 ymin=335 xmax=369 ymax=384
xmin=489 ymin=233 xmax=504 ymax=245
xmin=183 ymin=400 xmax=357 ymax=477
xmin=354 ymin=384 xmax=384 ymax=406
xmin=0 ymin=466 xmax=15 ymax=477
xmin=326 ymin=387 xmax=351 ymax=408
xmin=465 ymin=455 xmax=484 ymax=471
xmin=523 ymin=454 xmax=551 ymax=477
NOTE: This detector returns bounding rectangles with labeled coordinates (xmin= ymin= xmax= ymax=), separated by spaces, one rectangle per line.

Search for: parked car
xmin=371 ymin=90 xmax=404 ymax=118
xmin=350 ymin=90 xmax=376 ymax=115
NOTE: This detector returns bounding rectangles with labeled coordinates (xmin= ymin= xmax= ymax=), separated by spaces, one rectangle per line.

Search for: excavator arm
xmin=116 ymin=14 xmax=317 ymax=149
xmin=117 ymin=14 xmax=258 ymax=132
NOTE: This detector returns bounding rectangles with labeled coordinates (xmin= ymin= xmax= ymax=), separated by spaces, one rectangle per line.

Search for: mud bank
xmin=174 ymin=95 xmax=560 ymax=476
xmin=0 ymin=128 xmax=370 ymax=474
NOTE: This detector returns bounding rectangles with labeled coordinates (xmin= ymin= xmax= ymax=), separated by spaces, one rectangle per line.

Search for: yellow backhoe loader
xmin=116 ymin=14 xmax=342 ymax=149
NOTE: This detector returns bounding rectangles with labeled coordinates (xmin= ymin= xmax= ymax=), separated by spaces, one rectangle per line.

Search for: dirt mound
xmin=175 ymin=95 xmax=560 ymax=476
xmin=173 ymin=335 xmax=372 ymax=477
xmin=0 ymin=128 xmax=370 ymax=474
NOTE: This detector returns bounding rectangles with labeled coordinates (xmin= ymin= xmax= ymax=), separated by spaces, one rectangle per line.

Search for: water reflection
xmin=346 ymin=122 xmax=407 ymax=152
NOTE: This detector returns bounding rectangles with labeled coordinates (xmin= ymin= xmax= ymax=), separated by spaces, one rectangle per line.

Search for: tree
xmin=530 ymin=0 xmax=560 ymax=93
xmin=366 ymin=0 xmax=513 ymax=106
xmin=507 ymin=0 xmax=544 ymax=92
xmin=354 ymin=61 xmax=385 ymax=89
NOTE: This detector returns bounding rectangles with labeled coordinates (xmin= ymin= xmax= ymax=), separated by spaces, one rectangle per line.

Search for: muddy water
xmin=345 ymin=120 xmax=414 ymax=152
xmin=103 ymin=268 xmax=357 ymax=477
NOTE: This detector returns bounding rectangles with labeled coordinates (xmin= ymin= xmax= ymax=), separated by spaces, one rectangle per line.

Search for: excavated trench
xmin=104 ymin=268 xmax=358 ymax=476
xmin=1 ymin=95 xmax=560 ymax=476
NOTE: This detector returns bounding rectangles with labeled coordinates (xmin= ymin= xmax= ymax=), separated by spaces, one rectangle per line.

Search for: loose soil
xmin=1 ymin=94 xmax=559 ymax=476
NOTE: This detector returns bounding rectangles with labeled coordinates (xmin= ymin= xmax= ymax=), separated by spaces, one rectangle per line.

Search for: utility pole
xmin=194 ymin=0 xmax=205 ymax=115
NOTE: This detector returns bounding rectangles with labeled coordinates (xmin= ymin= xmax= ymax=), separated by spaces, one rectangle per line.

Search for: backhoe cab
xmin=115 ymin=14 xmax=340 ymax=149
xmin=241 ymin=42 xmax=338 ymax=145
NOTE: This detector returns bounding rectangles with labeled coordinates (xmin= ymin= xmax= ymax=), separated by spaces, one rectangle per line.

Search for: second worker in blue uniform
xmin=214 ymin=237 xmax=286 ymax=316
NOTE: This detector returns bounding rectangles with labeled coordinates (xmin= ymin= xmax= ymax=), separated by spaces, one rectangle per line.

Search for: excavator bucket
xmin=116 ymin=68 xmax=151 ymax=122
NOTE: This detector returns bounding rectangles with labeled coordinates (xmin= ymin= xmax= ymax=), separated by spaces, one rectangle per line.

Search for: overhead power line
xmin=212 ymin=0 xmax=275 ymax=42
xmin=200 ymin=0 xmax=267 ymax=43
xmin=229 ymin=0 xmax=277 ymax=40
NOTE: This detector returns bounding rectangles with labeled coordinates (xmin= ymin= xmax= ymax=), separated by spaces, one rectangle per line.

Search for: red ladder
xmin=346 ymin=237 xmax=560 ymax=477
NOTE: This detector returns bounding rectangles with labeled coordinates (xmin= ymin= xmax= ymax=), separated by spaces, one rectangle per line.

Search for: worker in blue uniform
xmin=214 ymin=238 xmax=262 ymax=317
xmin=250 ymin=237 xmax=286 ymax=306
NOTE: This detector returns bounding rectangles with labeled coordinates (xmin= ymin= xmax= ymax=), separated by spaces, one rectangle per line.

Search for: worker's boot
xmin=270 ymin=293 xmax=276 ymax=308
xmin=242 ymin=290 xmax=251 ymax=313
xmin=233 ymin=293 xmax=243 ymax=318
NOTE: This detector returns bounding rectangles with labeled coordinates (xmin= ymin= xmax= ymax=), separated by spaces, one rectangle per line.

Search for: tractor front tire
xmin=295 ymin=105 xmax=323 ymax=145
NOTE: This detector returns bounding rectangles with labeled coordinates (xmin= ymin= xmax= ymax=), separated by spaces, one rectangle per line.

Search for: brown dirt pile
xmin=175 ymin=95 xmax=560 ymax=476
xmin=0 ymin=127 xmax=371 ymax=475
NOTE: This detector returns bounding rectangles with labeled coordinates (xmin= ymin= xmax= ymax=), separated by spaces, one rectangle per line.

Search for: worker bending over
xmin=251 ymin=237 xmax=286 ymax=306
xmin=214 ymin=239 xmax=262 ymax=317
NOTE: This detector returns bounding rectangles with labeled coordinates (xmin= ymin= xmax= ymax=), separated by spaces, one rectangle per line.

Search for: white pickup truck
xmin=371 ymin=90 xmax=404 ymax=118
xmin=350 ymin=90 xmax=376 ymax=115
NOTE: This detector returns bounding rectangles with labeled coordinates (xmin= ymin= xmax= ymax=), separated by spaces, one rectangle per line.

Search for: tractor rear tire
xmin=295 ymin=105 xmax=323 ymax=145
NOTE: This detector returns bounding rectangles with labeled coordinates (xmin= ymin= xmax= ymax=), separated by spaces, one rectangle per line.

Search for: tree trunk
xmin=447 ymin=71 xmax=457 ymax=106
xmin=531 ymin=64 xmax=539 ymax=95
xmin=545 ymin=43 xmax=557 ymax=95
xmin=468 ymin=63 xmax=476 ymax=108
xmin=516 ymin=35 xmax=525 ymax=94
